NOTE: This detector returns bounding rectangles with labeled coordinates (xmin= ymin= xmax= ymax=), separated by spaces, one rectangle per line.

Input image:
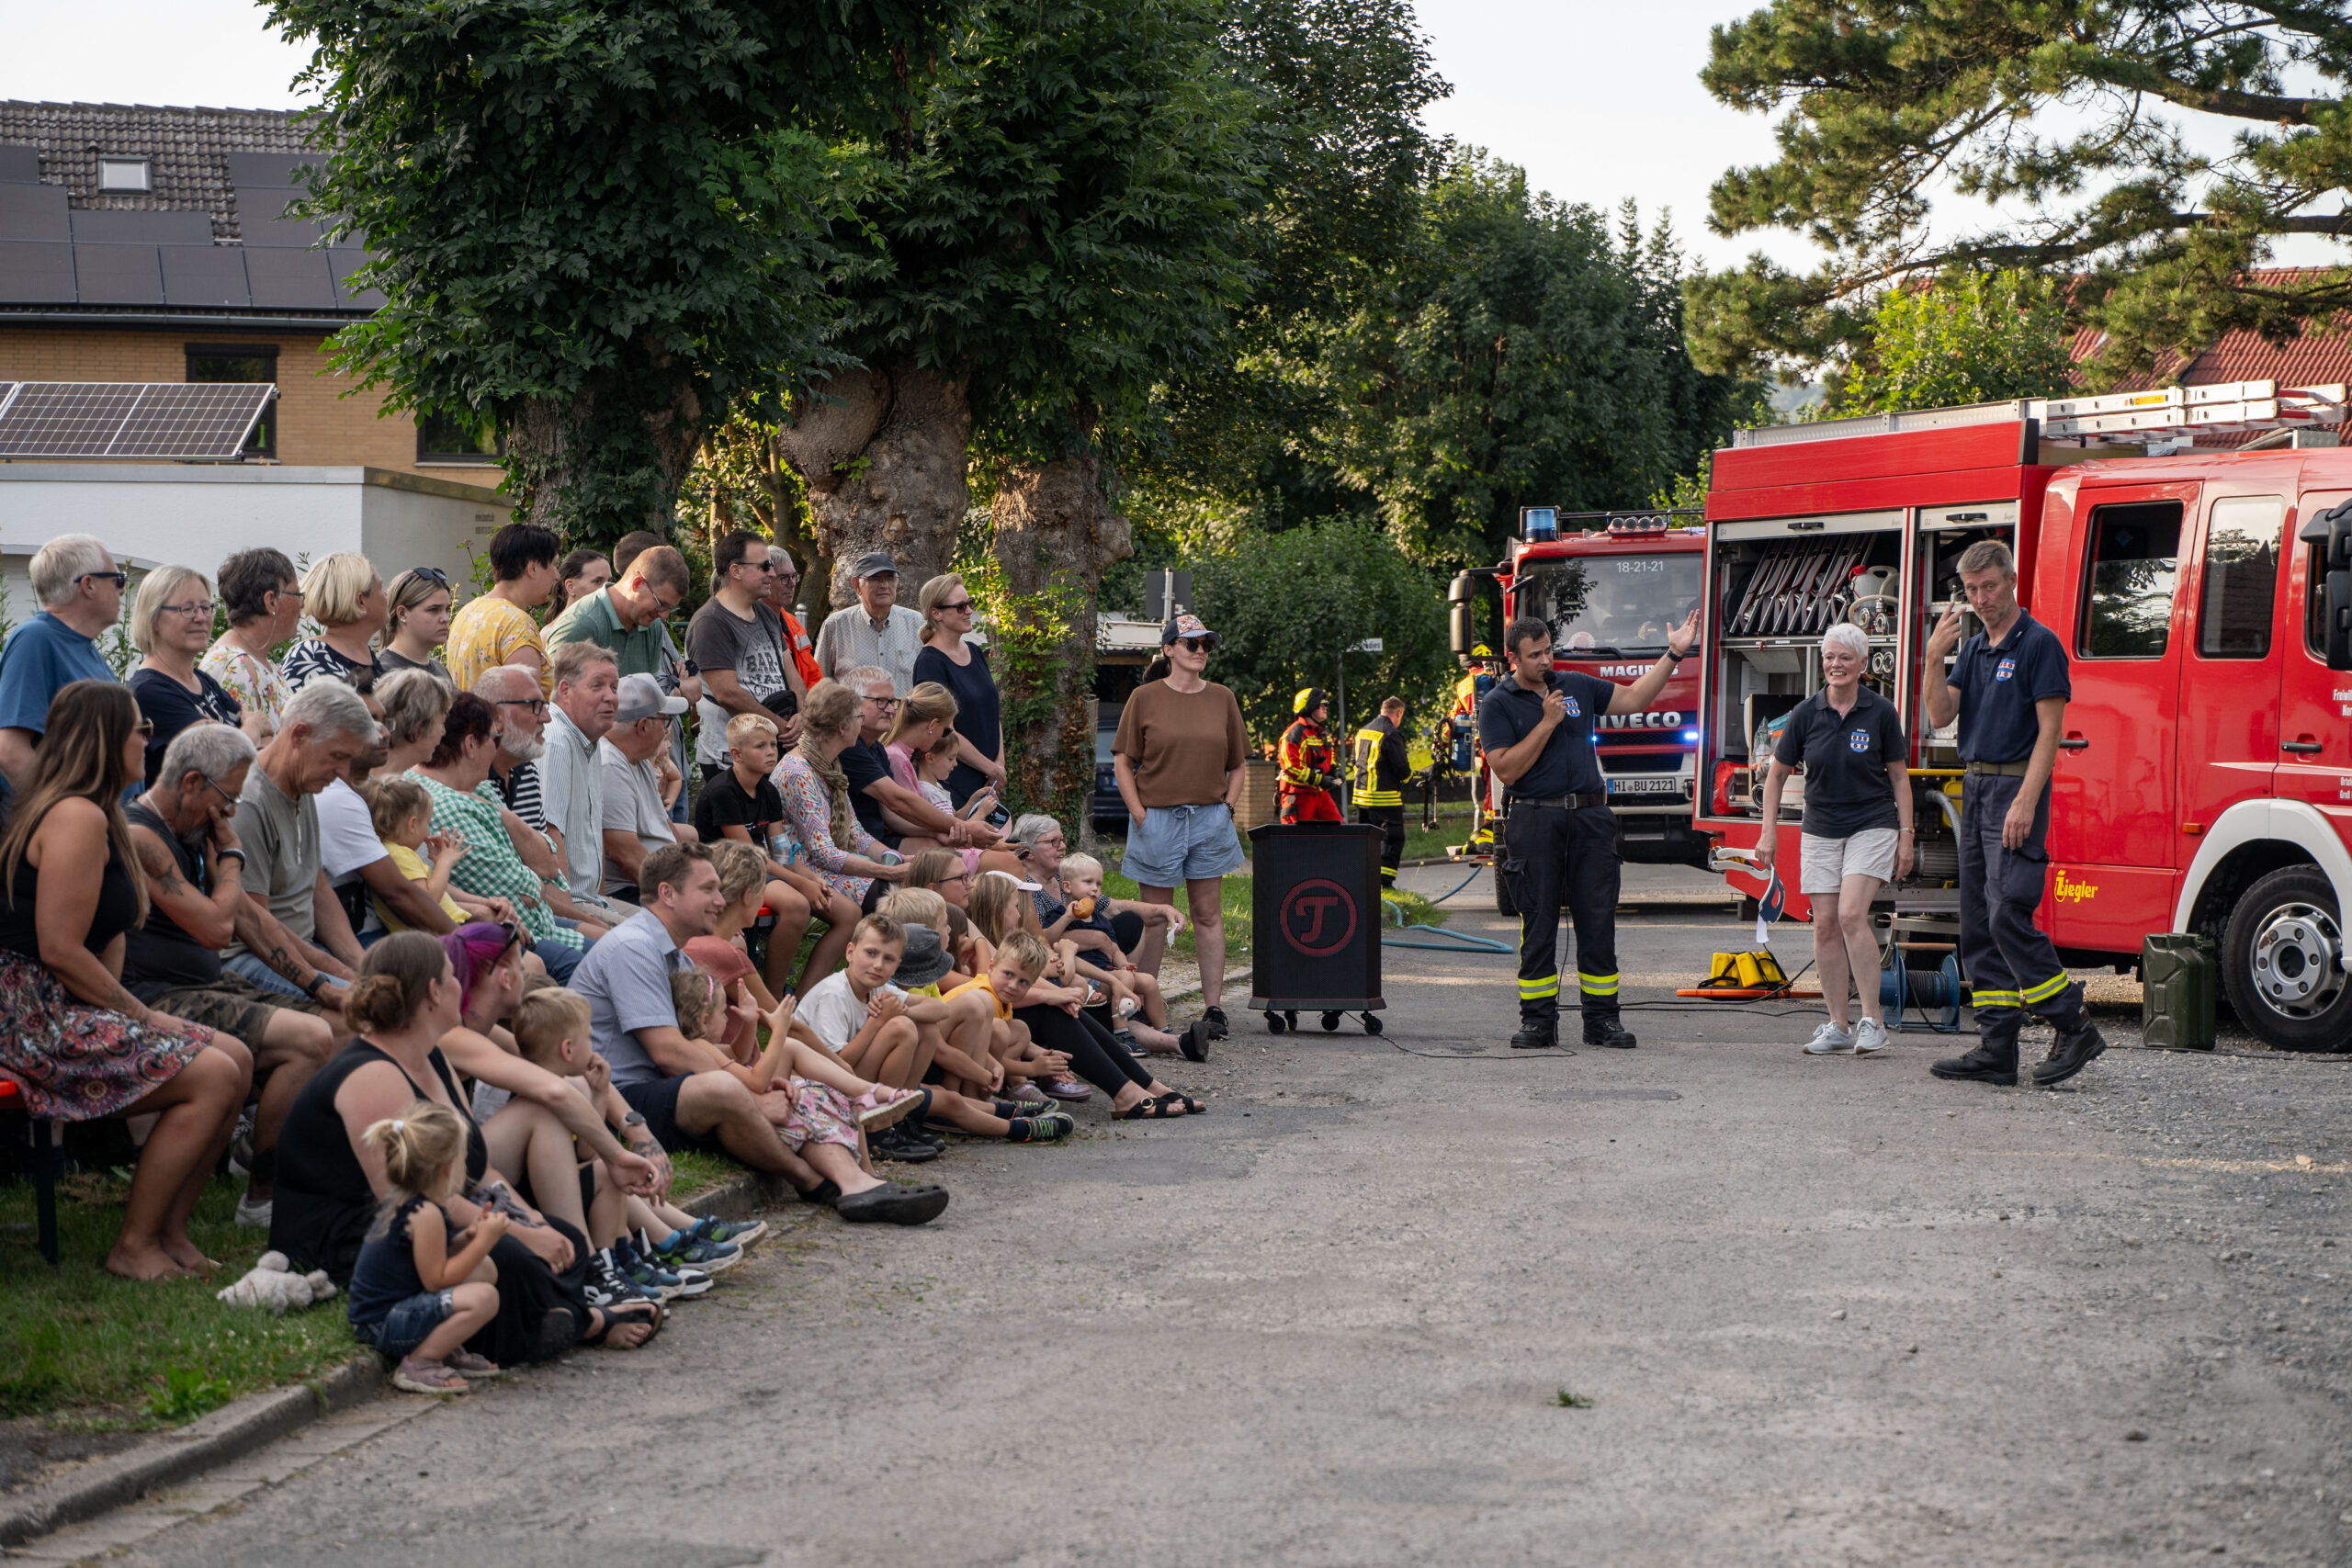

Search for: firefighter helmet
xmin=1293 ymin=686 xmax=1328 ymax=717
xmin=1471 ymin=644 xmax=1492 ymax=658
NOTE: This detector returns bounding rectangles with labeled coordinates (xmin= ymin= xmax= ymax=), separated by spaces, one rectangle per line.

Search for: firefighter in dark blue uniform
xmin=1479 ymin=609 xmax=1699 ymax=1050
xmin=1921 ymin=538 xmax=2105 ymax=1087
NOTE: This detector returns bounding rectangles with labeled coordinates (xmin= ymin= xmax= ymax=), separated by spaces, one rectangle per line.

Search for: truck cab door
xmin=2042 ymin=480 xmax=2194 ymax=945
xmin=2278 ymin=489 xmax=2352 ymax=829
xmin=2177 ymin=487 xmax=2289 ymax=833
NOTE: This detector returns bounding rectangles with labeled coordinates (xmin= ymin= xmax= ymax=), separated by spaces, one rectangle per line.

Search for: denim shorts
xmin=354 ymin=1288 xmax=454 ymax=1359
xmin=1122 ymin=802 xmax=1245 ymax=888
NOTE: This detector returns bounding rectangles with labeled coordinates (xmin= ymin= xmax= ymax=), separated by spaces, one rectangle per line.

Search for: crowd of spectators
xmin=0 ymin=525 xmax=1231 ymax=1385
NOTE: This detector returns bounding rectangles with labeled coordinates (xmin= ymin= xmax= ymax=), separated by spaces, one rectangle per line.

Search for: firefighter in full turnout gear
xmin=1352 ymin=695 xmax=1411 ymax=889
xmin=1478 ymin=610 xmax=1697 ymax=1050
xmin=1277 ymin=688 xmax=1344 ymax=824
xmin=1921 ymin=538 xmax=2106 ymax=1088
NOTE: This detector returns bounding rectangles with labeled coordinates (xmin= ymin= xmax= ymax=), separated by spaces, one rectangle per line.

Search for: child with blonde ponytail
xmin=346 ymin=1100 xmax=507 ymax=1395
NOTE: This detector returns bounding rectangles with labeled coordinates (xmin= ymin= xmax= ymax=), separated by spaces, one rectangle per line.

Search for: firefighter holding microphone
xmin=1480 ymin=608 xmax=1699 ymax=1051
xmin=1921 ymin=539 xmax=2106 ymax=1087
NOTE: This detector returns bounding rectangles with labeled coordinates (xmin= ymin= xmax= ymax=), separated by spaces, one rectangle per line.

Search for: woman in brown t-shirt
xmin=1112 ymin=614 xmax=1248 ymax=1047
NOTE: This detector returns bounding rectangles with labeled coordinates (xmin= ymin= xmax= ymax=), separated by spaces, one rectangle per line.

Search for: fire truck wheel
xmin=1492 ymin=861 xmax=1518 ymax=919
xmin=2221 ymin=865 xmax=2352 ymax=1053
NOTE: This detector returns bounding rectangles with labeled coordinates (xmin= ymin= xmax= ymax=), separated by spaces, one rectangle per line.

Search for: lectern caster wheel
xmin=1320 ymin=1011 xmax=1341 ymax=1032
xmin=1265 ymin=1010 xmax=1286 ymax=1033
xmin=1284 ymin=1011 xmax=1298 ymax=1030
xmin=1363 ymin=1014 xmax=1384 ymax=1035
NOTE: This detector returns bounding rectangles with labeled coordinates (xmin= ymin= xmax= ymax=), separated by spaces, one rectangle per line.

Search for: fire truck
xmin=1446 ymin=510 xmax=1711 ymax=913
xmin=1692 ymin=383 xmax=2352 ymax=1052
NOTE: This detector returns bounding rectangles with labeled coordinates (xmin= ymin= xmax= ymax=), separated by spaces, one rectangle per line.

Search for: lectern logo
xmin=1279 ymin=878 xmax=1357 ymax=958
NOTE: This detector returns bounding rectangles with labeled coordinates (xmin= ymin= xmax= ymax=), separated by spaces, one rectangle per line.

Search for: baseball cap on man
xmin=615 ymin=672 xmax=689 ymax=723
xmin=849 ymin=550 xmax=899 ymax=580
xmin=1160 ymin=612 xmax=1220 ymax=649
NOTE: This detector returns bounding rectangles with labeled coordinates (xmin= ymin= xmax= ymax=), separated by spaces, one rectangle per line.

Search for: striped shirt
xmin=812 ymin=604 xmax=927 ymax=695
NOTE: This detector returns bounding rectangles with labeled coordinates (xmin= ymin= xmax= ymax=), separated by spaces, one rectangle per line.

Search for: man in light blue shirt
xmin=0 ymin=533 xmax=123 ymax=794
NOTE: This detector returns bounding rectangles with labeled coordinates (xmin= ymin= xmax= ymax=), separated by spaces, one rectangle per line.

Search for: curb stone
xmin=0 ymin=1355 xmax=379 ymax=1549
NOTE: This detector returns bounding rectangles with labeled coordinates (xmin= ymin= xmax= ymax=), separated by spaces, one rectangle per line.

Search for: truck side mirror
xmin=1448 ymin=571 xmax=1475 ymax=658
xmin=2297 ymin=503 xmax=2352 ymax=670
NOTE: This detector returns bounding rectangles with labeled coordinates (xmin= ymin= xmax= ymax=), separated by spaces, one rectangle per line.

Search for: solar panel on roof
xmin=0 ymin=382 xmax=275 ymax=460
xmin=0 ymin=182 xmax=70 ymax=243
xmin=243 ymin=246 xmax=338 ymax=309
xmin=159 ymin=245 xmax=250 ymax=307
xmin=73 ymin=243 xmax=164 ymax=305
xmin=0 ymin=240 xmax=74 ymax=303
xmin=69 ymin=209 xmax=215 ymax=245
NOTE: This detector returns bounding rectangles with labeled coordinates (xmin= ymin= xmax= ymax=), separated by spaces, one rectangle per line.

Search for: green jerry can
xmin=2142 ymin=933 xmax=2218 ymax=1051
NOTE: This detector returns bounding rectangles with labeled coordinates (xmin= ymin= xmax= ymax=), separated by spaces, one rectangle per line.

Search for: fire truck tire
xmin=1493 ymin=861 xmax=1519 ymax=919
xmin=2220 ymin=865 xmax=2352 ymax=1054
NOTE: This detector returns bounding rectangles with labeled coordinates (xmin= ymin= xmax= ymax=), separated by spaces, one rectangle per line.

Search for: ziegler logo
xmin=1599 ymin=710 xmax=1685 ymax=729
xmin=2053 ymin=869 xmax=2100 ymax=905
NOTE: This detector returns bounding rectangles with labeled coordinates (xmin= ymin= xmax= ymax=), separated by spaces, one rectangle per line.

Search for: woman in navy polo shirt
xmin=1756 ymin=622 xmax=1915 ymax=1057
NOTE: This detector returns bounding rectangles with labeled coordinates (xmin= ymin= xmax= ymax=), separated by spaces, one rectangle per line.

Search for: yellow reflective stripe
xmin=2022 ymin=972 xmax=2072 ymax=1004
xmin=1577 ymin=971 xmax=1620 ymax=996
xmin=1356 ymin=793 xmax=1403 ymax=807
xmin=1970 ymin=989 xmax=2021 ymax=1008
xmin=1519 ymin=976 xmax=1560 ymax=1000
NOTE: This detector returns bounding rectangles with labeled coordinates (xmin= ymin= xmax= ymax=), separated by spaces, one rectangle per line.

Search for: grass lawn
xmin=0 ymin=1172 xmax=362 ymax=1427
xmin=1402 ymin=804 xmax=1480 ymax=864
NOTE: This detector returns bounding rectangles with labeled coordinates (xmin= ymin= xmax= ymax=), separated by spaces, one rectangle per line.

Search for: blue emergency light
xmin=1521 ymin=506 xmax=1558 ymax=542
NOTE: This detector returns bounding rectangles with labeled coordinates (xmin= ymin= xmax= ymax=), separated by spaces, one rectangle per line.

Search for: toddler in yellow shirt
xmin=357 ymin=774 xmax=469 ymax=931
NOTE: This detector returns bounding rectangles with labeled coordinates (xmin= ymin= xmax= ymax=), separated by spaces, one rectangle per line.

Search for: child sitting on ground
xmin=1057 ymin=852 xmax=1182 ymax=1053
xmin=357 ymin=774 xmax=470 ymax=931
xmin=793 ymin=914 xmax=1071 ymax=1156
xmin=348 ymin=1101 xmax=506 ymax=1395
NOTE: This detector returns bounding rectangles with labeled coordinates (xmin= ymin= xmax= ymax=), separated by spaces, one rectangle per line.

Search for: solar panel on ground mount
xmin=0 ymin=382 xmax=275 ymax=459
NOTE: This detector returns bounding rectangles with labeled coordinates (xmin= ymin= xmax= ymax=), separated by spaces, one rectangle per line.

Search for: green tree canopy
xmin=1689 ymin=1 xmax=2352 ymax=386
xmin=1189 ymin=516 xmax=1455 ymax=742
xmin=269 ymin=0 xmax=958 ymax=544
xmin=1826 ymin=269 xmax=2074 ymax=414
xmin=1303 ymin=158 xmax=1753 ymax=567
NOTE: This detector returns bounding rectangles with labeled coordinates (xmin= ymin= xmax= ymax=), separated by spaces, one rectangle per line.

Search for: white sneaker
xmin=233 ymin=1195 xmax=273 ymax=1229
xmin=1851 ymin=1018 xmax=1889 ymax=1055
xmin=1803 ymin=1021 xmax=1855 ymax=1055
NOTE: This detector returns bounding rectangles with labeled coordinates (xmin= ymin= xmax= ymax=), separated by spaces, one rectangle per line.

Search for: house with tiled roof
xmin=2067 ymin=268 xmax=2352 ymax=447
xmin=0 ymin=100 xmax=498 ymax=477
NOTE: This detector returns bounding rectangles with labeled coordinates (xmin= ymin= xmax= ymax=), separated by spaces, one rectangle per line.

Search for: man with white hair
xmin=223 ymin=681 xmax=375 ymax=1007
xmin=126 ymin=722 xmax=340 ymax=1226
xmin=0 ymin=533 xmax=124 ymax=792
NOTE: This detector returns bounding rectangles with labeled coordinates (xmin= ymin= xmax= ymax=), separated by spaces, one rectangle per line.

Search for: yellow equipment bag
xmin=1683 ymin=950 xmax=1790 ymax=997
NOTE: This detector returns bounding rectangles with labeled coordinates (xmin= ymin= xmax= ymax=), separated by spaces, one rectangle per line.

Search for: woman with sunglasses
xmin=912 ymin=572 xmax=1007 ymax=808
xmin=129 ymin=565 xmax=260 ymax=787
xmin=1111 ymin=613 xmax=1249 ymax=1046
xmin=379 ymin=568 xmax=455 ymax=681
xmin=0 ymin=681 xmax=254 ymax=1279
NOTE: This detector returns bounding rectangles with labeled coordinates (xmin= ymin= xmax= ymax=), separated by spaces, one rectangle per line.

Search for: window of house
xmin=2197 ymin=496 xmax=2283 ymax=659
xmin=97 ymin=158 xmax=151 ymax=193
xmin=416 ymin=410 xmax=503 ymax=466
xmin=2078 ymin=501 xmax=2182 ymax=659
xmin=186 ymin=344 xmax=277 ymax=458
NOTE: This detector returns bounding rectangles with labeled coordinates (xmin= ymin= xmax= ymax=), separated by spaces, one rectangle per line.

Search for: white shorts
xmin=1800 ymin=828 xmax=1897 ymax=895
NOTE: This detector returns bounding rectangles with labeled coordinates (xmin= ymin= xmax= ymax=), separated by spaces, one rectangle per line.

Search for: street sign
xmin=1145 ymin=570 xmax=1193 ymax=622
xmin=1349 ymin=637 xmax=1384 ymax=653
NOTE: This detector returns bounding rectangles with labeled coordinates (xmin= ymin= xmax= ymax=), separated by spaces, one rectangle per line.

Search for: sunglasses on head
xmin=410 ymin=566 xmax=451 ymax=585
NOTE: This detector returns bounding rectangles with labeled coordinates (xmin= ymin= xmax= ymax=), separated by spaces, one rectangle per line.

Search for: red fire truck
xmin=1447 ymin=510 xmax=1710 ymax=912
xmin=1692 ymin=384 xmax=2352 ymax=1051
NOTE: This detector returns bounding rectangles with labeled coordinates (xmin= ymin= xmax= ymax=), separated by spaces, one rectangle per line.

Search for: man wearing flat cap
xmin=814 ymin=550 xmax=928 ymax=695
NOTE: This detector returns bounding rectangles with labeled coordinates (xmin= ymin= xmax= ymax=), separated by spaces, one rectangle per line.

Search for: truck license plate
xmin=1607 ymin=775 xmax=1684 ymax=796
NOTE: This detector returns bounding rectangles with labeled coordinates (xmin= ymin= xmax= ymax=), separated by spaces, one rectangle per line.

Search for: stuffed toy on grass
xmin=217 ymin=1251 xmax=338 ymax=1314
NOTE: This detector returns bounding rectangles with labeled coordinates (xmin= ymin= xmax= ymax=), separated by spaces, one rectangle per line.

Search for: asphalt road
xmin=96 ymin=863 xmax=2352 ymax=1568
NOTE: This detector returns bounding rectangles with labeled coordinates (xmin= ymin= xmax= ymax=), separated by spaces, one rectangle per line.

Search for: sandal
xmin=1155 ymin=1091 xmax=1205 ymax=1115
xmin=1116 ymin=1094 xmax=1187 ymax=1120
xmin=580 ymin=1299 xmax=663 ymax=1348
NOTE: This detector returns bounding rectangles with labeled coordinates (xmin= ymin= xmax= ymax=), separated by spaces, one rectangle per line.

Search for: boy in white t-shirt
xmin=794 ymin=914 xmax=1072 ymax=1155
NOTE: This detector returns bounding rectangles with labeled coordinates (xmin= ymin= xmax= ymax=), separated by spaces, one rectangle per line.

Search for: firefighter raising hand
xmin=1926 ymin=601 xmax=1968 ymax=660
xmin=1667 ymin=608 xmax=1701 ymax=659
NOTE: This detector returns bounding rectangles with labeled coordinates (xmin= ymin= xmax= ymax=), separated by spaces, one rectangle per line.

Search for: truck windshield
xmin=1520 ymin=554 xmax=1702 ymax=655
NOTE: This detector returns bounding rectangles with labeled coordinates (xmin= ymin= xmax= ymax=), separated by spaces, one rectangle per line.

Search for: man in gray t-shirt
xmin=689 ymin=532 xmax=797 ymax=770
xmin=570 ymin=842 xmax=805 ymax=1176
xmin=224 ymin=683 xmax=375 ymax=1009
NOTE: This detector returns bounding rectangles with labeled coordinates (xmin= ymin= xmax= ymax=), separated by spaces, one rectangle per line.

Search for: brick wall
xmin=0 ymin=326 xmax=501 ymax=483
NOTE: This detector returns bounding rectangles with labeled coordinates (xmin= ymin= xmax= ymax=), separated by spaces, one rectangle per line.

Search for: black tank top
xmin=268 ymin=1038 xmax=487 ymax=1282
xmin=122 ymin=801 xmax=220 ymax=997
xmin=0 ymin=813 xmax=138 ymax=962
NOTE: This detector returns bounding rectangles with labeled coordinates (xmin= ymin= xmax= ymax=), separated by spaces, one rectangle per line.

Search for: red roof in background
xmin=2068 ymin=268 xmax=2352 ymax=446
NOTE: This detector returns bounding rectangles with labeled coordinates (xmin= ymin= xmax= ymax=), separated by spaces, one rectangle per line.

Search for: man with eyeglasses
xmin=0 ymin=534 xmax=124 ymax=795
xmin=689 ymin=529 xmax=798 ymax=781
xmin=757 ymin=548 xmax=824 ymax=694
xmin=814 ymin=550 xmax=927 ymax=695
xmin=546 ymin=544 xmax=692 ymax=680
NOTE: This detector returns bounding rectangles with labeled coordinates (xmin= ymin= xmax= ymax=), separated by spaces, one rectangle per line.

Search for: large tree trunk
xmin=773 ymin=360 xmax=971 ymax=620
xmin=506 ymin=352 xmax=704 ymax=547
xmin=992 ymin=451 xmax=1132 ymax=833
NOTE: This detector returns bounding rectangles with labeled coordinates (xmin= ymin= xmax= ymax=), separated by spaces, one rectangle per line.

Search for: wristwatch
xmin=215 ymin=847 xmax=246 ymax=863
xmin=302 ymin=974 xmax=327 ymax=999
xmin=622 ymin=1111 xmax=647 ymax=1128
xmin=1665 ymin=647 xmax=1688 ymax=663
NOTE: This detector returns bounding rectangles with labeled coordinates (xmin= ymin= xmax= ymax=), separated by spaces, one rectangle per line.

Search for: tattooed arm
xmin=232 ymin=889 xmax=353 ymax=992
xmin=128 ymin=819 xmax=242 ymax=950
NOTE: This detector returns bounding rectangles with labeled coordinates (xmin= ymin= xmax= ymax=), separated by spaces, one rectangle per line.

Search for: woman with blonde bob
xmin=128 ymin=564 xmax=262 ymax=785
xmin=911 ymin=571 xmax=1006 ymax=807
xmin=279 ymin=552 xmax=388 ymax=692
xmin=1755 ymin=620 xmax=1915 ymax=1058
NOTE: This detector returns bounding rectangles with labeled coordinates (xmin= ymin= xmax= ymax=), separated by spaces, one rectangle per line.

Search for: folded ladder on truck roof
xmin=1728 ymin=383 xmax=2349 ymax=451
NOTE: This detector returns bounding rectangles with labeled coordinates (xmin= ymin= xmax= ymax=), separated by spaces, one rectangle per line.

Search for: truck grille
xmin=1599 ymin=750 xmax=1685 ymax=774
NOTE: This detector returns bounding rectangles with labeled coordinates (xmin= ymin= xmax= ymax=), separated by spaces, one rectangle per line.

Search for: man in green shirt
xmin=545 ymin=546 xmax=690 ymax=677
